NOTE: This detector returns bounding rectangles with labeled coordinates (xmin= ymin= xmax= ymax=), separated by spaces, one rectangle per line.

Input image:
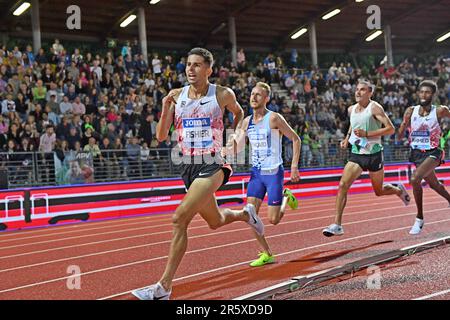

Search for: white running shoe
xmin=397 ymin=183 xmax=411 ymax=206
xmin=322 ymin=224 xmax=344 ymax=237
xmin=131 ymin=282 xmax=171 ymax=300
xmin=409 ymin=218 xmax=424 ymax=235
xmin=244 ymin=203 xmax=264 ymax=236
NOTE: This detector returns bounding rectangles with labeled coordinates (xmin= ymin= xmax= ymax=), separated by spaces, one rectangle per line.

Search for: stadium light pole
xmin=309 ymin=22 xmax=318 ymax=67
xmin=30 ymin=0 xmax=41 ymax=55
xmin=138 ymin=7 xmax=148 ymax=64
xmin=384 ymin=25 xmax=394 ymax=67
xmin=228 ymin=16 xmax=237 ymax=67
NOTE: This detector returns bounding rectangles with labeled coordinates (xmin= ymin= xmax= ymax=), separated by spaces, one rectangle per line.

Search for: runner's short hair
xmin=419 ymin=80 xmax=437 ymax=94
xmin=187 ymin=48 xmax=214 ymax=67
xmin=357 ymin=79 xmax=374 ymax=92
xmin=255 ymin=82 xmax=271 ymax=97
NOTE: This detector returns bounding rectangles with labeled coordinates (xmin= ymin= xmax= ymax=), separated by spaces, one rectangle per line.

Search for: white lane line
xmin=413 ymin=289 xmax=450 ymax=300
xmin=0 ymin=188 xmax=419 ymax=240
xmin=0 ymin=215 xmax=175 ymax=243
xmin=0 ymin=191 xmax=382 ymax=242
xmin=0 ymin=214 xmax=162 ymax=239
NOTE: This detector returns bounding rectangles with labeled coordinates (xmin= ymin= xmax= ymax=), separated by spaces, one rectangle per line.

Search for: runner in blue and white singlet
xmin=247 ymin=110 xmax=283 ymax=170
xmin=247 ymin=110 xmax=284 ymax=207
xmin=232 ymin=82 xmax=301 ymax=267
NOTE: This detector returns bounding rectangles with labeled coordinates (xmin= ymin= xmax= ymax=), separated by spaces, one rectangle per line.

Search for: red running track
xmin=0 ymin=188 xmax=449 ymax=300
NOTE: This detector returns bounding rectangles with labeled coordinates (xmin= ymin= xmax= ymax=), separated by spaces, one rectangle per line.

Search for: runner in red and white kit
xmin=398 ymin=80 xmax=450 ymax=235
xmin=132 ymin=48 xmax=264 ymax=300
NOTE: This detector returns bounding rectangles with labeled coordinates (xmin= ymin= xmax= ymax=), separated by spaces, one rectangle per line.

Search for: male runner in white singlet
xmin=323 ymin=80 xmax=410 ymax=237
xmin=132 ymin=48 xmax=264 ymax=300
xmin=398 ymin=80 xmax=450 ymax=234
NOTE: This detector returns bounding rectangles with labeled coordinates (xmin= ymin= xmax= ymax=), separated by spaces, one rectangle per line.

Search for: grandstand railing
xmin=0 ymin=144 xmax=443 ymax=189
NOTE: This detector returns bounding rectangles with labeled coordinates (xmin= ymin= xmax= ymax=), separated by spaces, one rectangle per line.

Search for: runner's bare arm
xmin=273 ymin=113 xmax=301 ymax=182
xmin=222 ymin=115 xmax=249 ymax=158
xmin=437 ymin=105 xmax=450 ymax=120
xmin=217 ymin=86 xmax=245 ymax=156
xmin=397 ymin=106 xmax=414 ymax=141
xmin=217 ymin=86 xmax=244 ymax=130
xmin=234 ymin=116 xmax=250 ymax=153
xmin=156 ymin=88 xmax=181 ymax=142
xmin=341 ymin=106 xmax=353 ymax=149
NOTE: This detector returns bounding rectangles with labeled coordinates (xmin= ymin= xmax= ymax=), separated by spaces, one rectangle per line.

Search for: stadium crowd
xmin=0 ymin=39 xmax=448 ymax=178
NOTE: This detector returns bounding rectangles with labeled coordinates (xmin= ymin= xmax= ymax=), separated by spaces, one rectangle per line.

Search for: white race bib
xmin=411 ymin=130 xmax=431 ymax=150
xmin=349 ymin=132 xmax=368 ymax=148
xmin=248 ymin=129 xmax=269 ymax=153
xmin=182 ymin=117 xmax=213 ymax=149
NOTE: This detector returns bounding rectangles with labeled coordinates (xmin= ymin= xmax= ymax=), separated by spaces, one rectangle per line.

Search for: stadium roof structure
xmin=1 ymin=0 xmax=449 ymax=53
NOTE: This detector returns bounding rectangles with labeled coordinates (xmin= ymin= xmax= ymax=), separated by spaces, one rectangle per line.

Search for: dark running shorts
xmin=348 ymin=151 xmax=384 ymax=172
xmin=181 ymin=161 xmax=233 ymax=189
xmin=409 ymin=148 xmax=445 ymax=167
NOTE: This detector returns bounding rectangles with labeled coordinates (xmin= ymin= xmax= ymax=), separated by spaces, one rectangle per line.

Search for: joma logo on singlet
xmin=248 ymin=133 xmax=266 ymax=140
xmin=183 ymin=118 xmax=210 ymax=128
xmin=411 ymin=131 xmax=429 ymax=135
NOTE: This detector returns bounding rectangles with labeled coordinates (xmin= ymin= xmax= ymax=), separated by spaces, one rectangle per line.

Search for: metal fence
xmin=0 ymin=149 xmax=179 ymax=189
xmin=0 ymin=151 xmax=53 ymax=188
xmin=0 ymin=144 xmax=443 ymax=189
